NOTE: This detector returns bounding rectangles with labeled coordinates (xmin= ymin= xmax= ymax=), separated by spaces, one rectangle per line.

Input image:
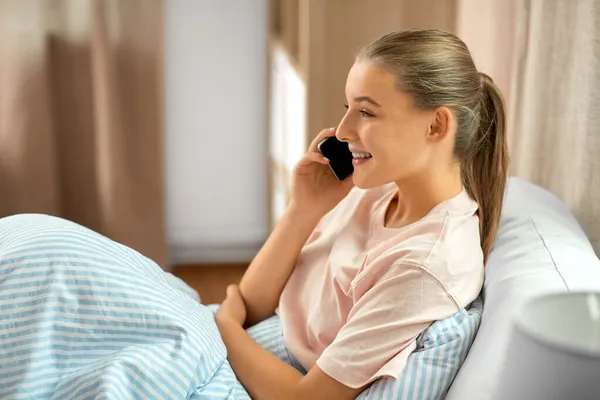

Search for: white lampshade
xmin=492 ymin=292 xmax=600 ymax=400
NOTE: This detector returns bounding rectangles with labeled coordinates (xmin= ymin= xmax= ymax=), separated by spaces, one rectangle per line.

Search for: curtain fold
xmin=509 ymin=0 xmax=600 ymax=251
xmin=0 ymin=0 xmax=167 ymax=267
xmin=458 ymin=0 xmax=600 ymax=252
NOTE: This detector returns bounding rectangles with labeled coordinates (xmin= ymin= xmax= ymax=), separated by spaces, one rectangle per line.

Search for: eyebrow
xmin=354 ymin=96 xmax=382 ymax=107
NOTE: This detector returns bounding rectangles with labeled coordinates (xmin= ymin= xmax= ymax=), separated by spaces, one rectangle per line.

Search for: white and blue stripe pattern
xmin=196 ymin=312 xmax=299 ymax=399
xmin=209 ymin=297 xmax=483 ymax=400
xmin=0 ymin=214 xmax=241 ymax=399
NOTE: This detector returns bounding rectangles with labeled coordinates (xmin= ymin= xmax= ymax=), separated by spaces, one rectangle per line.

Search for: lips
xmin=349 ymin=148 xmax=372 ymax=159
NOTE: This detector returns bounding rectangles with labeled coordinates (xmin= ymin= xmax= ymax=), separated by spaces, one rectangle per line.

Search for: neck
xmin=385 ymin=162 xmax=463 ymax=228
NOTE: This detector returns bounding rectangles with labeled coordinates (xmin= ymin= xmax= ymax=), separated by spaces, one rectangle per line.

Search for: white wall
xmin=165 ymin=0 xmax=268 ymax=264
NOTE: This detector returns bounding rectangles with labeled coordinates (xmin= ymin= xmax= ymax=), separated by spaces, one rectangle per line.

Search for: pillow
xmin=358 ymin=297 xmax=483 ymax=400
xmin=446 ymin=177 xmax=600 ymax=400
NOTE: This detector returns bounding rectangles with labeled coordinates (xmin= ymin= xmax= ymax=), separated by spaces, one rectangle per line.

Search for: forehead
xmin=345 ymin=61 xmax=402 ymax=102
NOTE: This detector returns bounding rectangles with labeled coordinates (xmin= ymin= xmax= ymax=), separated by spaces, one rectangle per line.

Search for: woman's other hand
xmin=216 ymin=284 xmax=247 ymax=327
xmin=290 ymin=128 xmax=354 ymax=219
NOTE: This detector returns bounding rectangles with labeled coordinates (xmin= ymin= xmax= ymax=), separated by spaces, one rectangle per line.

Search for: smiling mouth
xmin=351 ymin=152 xmax=372 ymax=159
xmin=352 ymin=152 xmax=372 ymax=167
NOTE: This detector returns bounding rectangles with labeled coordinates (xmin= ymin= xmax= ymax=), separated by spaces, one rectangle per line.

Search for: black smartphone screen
xmin=317 ymin=136 xmax=354 ymax=181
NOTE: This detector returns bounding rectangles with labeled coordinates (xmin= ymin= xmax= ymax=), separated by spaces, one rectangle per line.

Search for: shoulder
xmin=356 ymin=191 xmax=484 ymax=308
xmin=422 ymin=211 xmax=484 ymax=308
xmin=421 ymin=191 xmax=484 ymax=307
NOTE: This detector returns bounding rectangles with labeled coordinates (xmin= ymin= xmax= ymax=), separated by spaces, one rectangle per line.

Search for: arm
xmin=239 ymin=205 xmax=320 ymax=327
xmin=216 ymin=312 xmax=367 ymax=400
xmin=239 ymin=128 xmax=354 ymax=327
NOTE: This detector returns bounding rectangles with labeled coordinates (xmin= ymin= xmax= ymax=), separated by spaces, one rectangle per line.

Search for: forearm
xmin=217 ymin=317 xmax=303 ymax=399
xmin=239 ymin=204 xmax=321 ymax=326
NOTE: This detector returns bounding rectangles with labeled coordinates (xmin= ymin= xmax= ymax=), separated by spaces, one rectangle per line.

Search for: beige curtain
xmin=0 ymin=0 xmax=167 ymax=267
xmin=457 ymin=0 xmax=600 ymax=252
xmin=508 ymin=0 xmax=600 ymax=251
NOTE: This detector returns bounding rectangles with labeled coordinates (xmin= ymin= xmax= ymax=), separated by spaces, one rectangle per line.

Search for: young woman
xmin=215 ymin=29 xmax=509 ymax=399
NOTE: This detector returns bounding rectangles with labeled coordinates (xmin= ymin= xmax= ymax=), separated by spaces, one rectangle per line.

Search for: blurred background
xmin=1 ymin=0 xmax=598 ymax=303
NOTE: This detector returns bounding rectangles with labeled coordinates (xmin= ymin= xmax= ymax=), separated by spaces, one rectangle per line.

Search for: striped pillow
xmin=358 ymin=297 xmax=483 ymax=400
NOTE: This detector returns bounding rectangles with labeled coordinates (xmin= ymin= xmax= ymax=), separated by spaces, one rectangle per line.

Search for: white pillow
xmin=446 ymin=177 xmax=600 ymax=399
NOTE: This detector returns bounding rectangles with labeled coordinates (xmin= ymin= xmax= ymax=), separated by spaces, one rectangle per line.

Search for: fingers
xmin=296 ymin=152 xmax=330 ymax=168
xmin=308 ymin=127 xmax=337 ymax=152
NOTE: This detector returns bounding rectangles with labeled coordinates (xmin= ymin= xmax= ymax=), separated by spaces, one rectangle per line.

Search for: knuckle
xmin=312 ymin=128 xmax=333 ymax=143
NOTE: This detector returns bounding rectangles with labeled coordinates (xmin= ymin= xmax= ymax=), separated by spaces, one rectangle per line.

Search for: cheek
xmin=359 ymin=123 xmax=388 ymax=152
xmin=372 ymin=131 xmax=426 ymax=172
xmin=360 ymin=121 xmax=425 ymax=163
xmin=366 ymin=129 xmax=406 ymax=161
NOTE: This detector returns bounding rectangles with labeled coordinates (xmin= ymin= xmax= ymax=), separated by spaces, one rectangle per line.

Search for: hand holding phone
xmin=289 ymin=128 xmax=354 ymax=219
xmin=317 ymin=136 xmax=354 ymax=181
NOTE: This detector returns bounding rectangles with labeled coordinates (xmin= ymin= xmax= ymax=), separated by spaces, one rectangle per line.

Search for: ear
xmin=427 ymin=106 xmax=453 ymax=142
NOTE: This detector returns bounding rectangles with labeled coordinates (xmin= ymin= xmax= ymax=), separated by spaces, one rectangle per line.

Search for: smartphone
xmin=317 ymin=136 xmax=354 ymax=181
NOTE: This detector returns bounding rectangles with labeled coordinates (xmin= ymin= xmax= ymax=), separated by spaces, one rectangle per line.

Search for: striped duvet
xmin=0 ymin=214 xmax=247 ymax=399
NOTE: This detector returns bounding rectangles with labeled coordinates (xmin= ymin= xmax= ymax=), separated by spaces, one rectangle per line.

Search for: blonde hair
xmin=359 ymin=29 xmax=509 ymax=262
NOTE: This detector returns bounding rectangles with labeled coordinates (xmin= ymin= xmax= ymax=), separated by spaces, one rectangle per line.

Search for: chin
xmin=352 ymin=174 xmax=382 ymax=190
xmin=351 ymin=164 xmax=398 ymax=189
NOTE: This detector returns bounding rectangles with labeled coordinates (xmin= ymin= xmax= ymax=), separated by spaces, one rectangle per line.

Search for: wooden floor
xmin=171 ymin=263 xmax=248 ymax=305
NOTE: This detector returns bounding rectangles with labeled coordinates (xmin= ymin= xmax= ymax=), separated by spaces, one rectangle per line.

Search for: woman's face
xmin=336 ymin=61 xmax=447 ymax=189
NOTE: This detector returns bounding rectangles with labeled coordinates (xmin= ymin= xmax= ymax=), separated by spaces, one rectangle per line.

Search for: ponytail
xmin=462 ymin=72 xmax=510 ymax=262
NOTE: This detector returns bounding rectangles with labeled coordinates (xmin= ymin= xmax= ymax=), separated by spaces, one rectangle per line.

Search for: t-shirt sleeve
xmin=315 ymin=264 xmax=459 ymax=389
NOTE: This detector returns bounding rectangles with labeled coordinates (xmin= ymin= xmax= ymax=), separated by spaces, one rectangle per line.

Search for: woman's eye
xmin=344 ymin=104 xmax=374 ymax=118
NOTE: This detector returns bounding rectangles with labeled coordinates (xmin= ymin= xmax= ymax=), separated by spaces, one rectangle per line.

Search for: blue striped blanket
xmin=0 ymin=214 xmax=249 ymax=399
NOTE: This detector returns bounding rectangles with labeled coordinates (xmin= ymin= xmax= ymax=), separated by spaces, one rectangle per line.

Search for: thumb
xmin=226 ymin=284 xmax=242 ymax=298
xmin=226 ymin=284 xmax=237 ymax=295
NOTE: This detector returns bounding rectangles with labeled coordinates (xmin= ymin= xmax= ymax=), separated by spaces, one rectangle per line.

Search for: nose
xmin=335 ymin=112 xmax=357 ymax=144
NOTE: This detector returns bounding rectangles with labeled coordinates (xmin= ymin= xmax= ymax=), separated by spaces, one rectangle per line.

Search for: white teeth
xmin=352 ymin=152 xmax=372 ymax=159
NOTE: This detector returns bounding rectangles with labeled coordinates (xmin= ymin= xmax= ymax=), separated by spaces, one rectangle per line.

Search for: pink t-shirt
xmin=278 ymin=183 xmax=484 ymax=389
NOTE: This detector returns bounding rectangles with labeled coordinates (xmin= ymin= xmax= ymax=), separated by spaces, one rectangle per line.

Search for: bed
xmin=1 ymin=177 xmax=599 ymax=399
